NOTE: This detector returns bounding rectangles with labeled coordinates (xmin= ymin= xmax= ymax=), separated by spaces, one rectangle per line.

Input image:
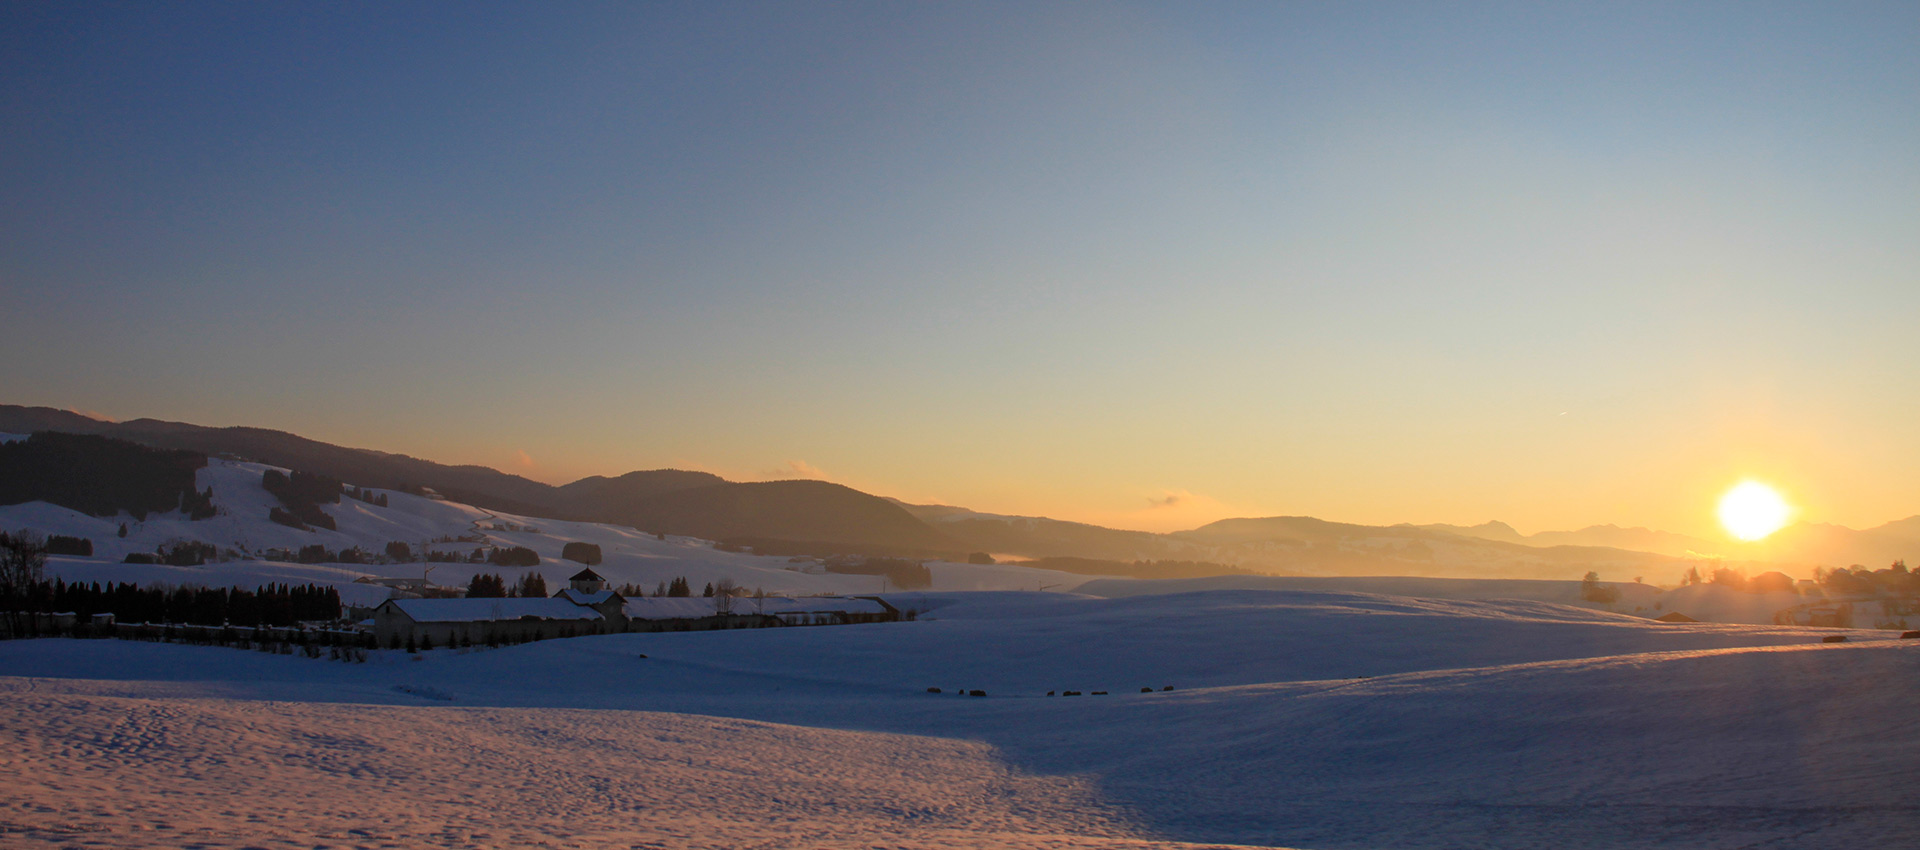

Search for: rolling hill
xmin=6 ymin=404 xmax=1913 ymax=578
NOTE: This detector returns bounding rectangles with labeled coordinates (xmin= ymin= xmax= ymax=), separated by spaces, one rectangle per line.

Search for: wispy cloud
xmin=513 ymin=449 xmax=536 ymax=470
xmin=1097 ymin=488 xmax=1238 ymax=533
xmin=1146 ymin=490 xmax=1190 ymax=509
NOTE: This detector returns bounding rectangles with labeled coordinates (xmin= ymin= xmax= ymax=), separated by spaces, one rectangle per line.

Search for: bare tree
xmin=0 ymin=531 xmax=46 ymax=589
xmin=0 ymin=531 xmax=47 ymax=636
xmin=713 ymin=577 xmax=737 ymax=615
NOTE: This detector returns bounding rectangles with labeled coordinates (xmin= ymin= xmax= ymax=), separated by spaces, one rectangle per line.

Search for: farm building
xmin=372 ymin=597 xmax=607 ymax=646
xmin=552 ymin=568 xmax=628 ymax=629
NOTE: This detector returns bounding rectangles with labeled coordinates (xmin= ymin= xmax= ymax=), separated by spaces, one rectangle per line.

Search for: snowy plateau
xmin=1 ymin=458 xmax=1915 ymax=848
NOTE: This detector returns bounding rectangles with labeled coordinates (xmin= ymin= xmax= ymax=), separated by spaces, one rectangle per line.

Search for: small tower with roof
xmin=569 ymin=568 xmax=608 ymax=594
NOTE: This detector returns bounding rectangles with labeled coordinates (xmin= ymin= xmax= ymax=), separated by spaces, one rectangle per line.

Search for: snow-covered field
xmin=4 ymin=462 xmax=1916 ymax=847
xmin=2 ymin=589 xmax=1914 ymax=849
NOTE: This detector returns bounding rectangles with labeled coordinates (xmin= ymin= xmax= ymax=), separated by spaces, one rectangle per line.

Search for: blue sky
xmin=4 ymin=2 xmax=1916 ymax=536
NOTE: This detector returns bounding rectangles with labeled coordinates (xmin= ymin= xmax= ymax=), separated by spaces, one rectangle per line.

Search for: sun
xmin=1718 ymin=481 xmax=1792 ymax=541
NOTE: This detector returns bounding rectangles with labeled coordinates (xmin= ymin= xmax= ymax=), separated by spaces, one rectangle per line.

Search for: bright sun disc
xmin=1718 ymin=481 xmax=1791 ymax=541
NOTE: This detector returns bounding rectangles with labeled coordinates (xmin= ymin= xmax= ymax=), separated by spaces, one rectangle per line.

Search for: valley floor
xmin=2 ymin=589 xmax=1915 ymax=849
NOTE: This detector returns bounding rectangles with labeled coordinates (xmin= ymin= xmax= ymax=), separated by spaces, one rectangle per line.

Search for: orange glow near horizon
xmin=1718 ymin=481 xmax=1793 ymax=541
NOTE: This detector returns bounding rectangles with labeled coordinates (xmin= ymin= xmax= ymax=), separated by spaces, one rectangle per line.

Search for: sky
xmin=3 ymin=1 xmax=1916 ymax=538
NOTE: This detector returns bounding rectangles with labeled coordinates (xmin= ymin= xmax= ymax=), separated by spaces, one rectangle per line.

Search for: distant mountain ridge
xmin=0 ymin=405 xmax=951 ymax=556
xmin=1418 ymin=516 xmax=1920 ymax=572
xmin=1417 ymin=521 xmax=1720 ymax=558
xmin=4 ymin=404 xmax=1911 ymax=577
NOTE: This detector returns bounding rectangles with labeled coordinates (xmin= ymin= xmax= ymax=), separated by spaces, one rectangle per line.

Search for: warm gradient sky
xmin=3 ymin=2 xmax=1916 ymax=538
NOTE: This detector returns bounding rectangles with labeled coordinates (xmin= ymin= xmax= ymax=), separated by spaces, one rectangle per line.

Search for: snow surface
xmin=2 ymin=589 xmax=1914 ymax=848
xmin=5 ymin=460 xmax=1915 ymax=847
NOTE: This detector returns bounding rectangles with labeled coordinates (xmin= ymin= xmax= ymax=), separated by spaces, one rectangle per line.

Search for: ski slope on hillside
xmin=2 ymin=590 xmax=1913 ymax=848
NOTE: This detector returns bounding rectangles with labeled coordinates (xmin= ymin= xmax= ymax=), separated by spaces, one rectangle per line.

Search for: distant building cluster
xmin=370 ymin=568 xmax=898 ymax=646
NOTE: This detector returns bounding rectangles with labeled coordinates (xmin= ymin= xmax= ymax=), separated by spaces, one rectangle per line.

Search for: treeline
xmin=1022 ymin=557 xmax=1255 ymax=581
xmin=252 ymin=543 xmax=541 ymax=567
xmin=46 ymin=535 xmax=92 ymax=556
xmin=263 ymin=469 xmax=341 ymax=530
xmin=121 ymin=540 xmax=219 ymax=566
xmin=0 ymin=432 xmax=209 ymax=520
xmin=1815 ymin=562 xmax=1917 ymax=597
xmin=464 ymin=572 xmax=548 ymax=598
xmin=825 ymin=557 xmax=933 ymax=589
xmin=3 ymin=579 xmax=341 ymax=628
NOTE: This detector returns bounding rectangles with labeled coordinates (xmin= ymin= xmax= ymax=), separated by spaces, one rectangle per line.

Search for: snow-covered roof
xmin=554 ymin=588 xmax=618 ymax=606
xmin=623 ymin=596 xmax=890 ymax=620
xmin=382 ymin=598 xmax=603 ymax=623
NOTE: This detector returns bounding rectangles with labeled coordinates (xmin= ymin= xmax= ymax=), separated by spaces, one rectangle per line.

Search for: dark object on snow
xmin=561 ymin=541 xmax=602 ymax=565
xmin=1062 ymin=690 xmax=1081 ymax=696
xmin=1047 ymin=691 xmax=1056 ymax=696
xmin=0 ymin=432 xmax=209 ymax=520
xmin=1162 ymin=686 xmax=1174 ymax=691
xmin=927 ymin=687 xmax=941 ymax=693
xmin=1091 ymin=691 xmax=1108 ymax=695
xmin=968 ymin=689 xmax=986 ymax=697
xmin=1141 ymin=687 xmax=1153 ymax=693
xmin=45 ymin=535 xmax=92 ymax=557
xmin=1821 ymin=635 xmax=1848 ymax=643
xmin=1654 ymin=611 xmax=1697 ymax=623
xmin=1900 ymin=631 xmax=1920 ymax=640
xmin=636 ymin=653 xmax=647 ymax=659
xmin=488 ymin=546 xmax=540 ymax=567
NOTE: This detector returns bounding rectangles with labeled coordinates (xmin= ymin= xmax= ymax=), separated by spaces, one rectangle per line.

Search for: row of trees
xmin=263 ymin=469 xmax=342 ymax=531
xmin=487 ymin=546 xmax=541 ymax=567
xmin=121 ymin=540 xmax=219 ymax=567
xmin=347 ymin=486 xmax=389 ymax=507
xmin=1678 ymin=566 xmax=1797 ymax=593
xmin=0 ymin=432 xmax=210 ymax=520
xmin=1669 ymin=561 xmax=1918 ymax=597
xmin=464 ymin=572 xmax=548 ymax=598
xmin=269 ymin=505 xmax=335 ymax=531
xmin=4 ymin=577 xmax=341 ymax=630
xmin=1816 ymin=562 xmax=1916 ymax=597
xmin=825 ymin=557 xmax=932 ymax=589
xmin=45 ymin=535 xmax=92 ymax=556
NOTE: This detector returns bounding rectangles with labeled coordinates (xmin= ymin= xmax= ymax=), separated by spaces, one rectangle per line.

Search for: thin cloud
xmin=1147 ymin=491 xmax=1187 ymax=509
xmin=513 ymin=449 xmax=536 ymax=470
xmin=1102 ymin=489 xmax=1238 ymax=534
